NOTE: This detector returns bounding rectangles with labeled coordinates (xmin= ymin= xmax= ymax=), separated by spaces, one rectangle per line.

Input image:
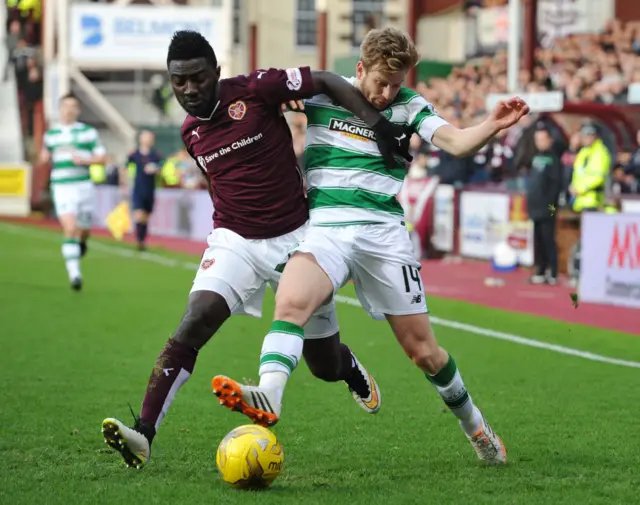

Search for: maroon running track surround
xmin=419 ymin=258 xmax=638 ymax=335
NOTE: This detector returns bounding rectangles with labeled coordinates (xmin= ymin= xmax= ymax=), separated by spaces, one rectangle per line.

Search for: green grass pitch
xmin=1 ymin=224 xmax=639 ymax=505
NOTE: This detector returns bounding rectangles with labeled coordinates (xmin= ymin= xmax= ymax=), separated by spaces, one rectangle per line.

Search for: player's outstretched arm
xmin=432 ymin=97 xmax=530 ymax=157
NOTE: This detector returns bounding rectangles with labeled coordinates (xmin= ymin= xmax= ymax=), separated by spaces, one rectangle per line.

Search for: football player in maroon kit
xmin=101 ymin=30 xmax=412 ymax=469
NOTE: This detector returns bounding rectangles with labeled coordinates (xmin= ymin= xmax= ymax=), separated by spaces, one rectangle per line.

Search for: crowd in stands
xmin=5 ymin=2 xmax=42 ymax=140
xmin=424 ymin=18 xmax=640 ymax=121
xmin=406 ymin=19 xmax=640 ymax=198
xmin=281 ymin=17 xmax=640 ymax=204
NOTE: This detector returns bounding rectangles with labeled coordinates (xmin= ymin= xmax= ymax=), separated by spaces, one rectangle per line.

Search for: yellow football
xmin=216 ymin=424 xmax=284 ymax=489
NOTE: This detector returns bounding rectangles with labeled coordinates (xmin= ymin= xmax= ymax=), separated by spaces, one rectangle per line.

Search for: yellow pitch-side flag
xmin=105 ymin=201 xmax=132 ymax=241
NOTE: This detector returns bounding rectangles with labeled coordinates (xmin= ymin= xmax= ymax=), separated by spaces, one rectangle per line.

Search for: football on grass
xmin=216 ymin=424 xmax=284 ymax=489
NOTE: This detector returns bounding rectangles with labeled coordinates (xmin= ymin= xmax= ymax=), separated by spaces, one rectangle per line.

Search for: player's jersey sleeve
xmin=407 ymin=95 xmax=449 ymax=143
xmin=248 ymin=67 xmax=316 ymax=105
xmin=86 ymin=126 xmax=107 ymax=156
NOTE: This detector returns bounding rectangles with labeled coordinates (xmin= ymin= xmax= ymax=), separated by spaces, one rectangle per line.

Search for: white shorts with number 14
xmin=295 ymin=222 xmax=427 ymax=320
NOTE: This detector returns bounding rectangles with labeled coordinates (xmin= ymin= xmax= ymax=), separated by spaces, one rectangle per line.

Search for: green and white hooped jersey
xmin=43 ymin=122 xmax=106 ymax=184
xmin=302 ymin=77 xmax=449 ymax=226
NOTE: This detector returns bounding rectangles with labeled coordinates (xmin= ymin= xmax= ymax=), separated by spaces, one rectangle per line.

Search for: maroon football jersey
xmin=181 ymin=67 xmax=316 ymax=239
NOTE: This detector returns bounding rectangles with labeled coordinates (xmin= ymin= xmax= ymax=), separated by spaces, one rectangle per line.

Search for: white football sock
xmin=62 ymin=239 xmax=81 ymax=281
xmin=258 ymin=320 xmax=304 ymax=406
xmin=427 ymin=354 xmax=483 ymax=436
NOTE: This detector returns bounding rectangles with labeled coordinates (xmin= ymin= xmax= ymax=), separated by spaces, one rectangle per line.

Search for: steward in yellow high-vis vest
xmin=160 ymin=156 xmax=181 ymax=187
xmin=570 ymin=124 xmax=611 ymax=212
xmin=11 ymin=0 xmax=41 ymax=20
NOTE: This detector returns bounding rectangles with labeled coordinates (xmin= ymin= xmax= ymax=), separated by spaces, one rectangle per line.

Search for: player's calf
xmin=389 ymin=314 xmax=473 ymax=419
xmin=135 ymin=222 xmax=149 ymax=251
xmin=79 ymin=229 xmax=90 ymax=258
xmin=251 ymin=253 xmax=335 ymax=406
xmin=134 ymin=210 xmax=151 ymax=250
xmin=137 ymin=292 xmax=229 ymax=434
xmin=387 ymin=312 xmax=506 ymax=463
xmin=172 ymin=291 xmax=230 ymax=349
xmin=403 ymin=337 xmax=449 ymax=375
xmin=303 ymin=335 xmax=381 ymax=414
xmin=303 ymin=335 xmax=352 ymax=382
xmin=102 ymin=291 xmax=230 ymax=467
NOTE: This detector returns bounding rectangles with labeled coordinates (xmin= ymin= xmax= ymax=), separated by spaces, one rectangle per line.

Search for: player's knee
xmin=274 ymin=289 xmax=315 ymax=327
xmin=134 ymin=210 xmax=149 ymax=223
xmin=173 ymin=291 xmax=230 ymax=349
xmin=61 ymin=223 xmax=78 ymax=238
xmin=399 ymin=331 xmax=444 ymax=374
xmin=389 ymin=314 xmax=444 ymax=374
xmin=411 ymin=347 xmax=447 ymax=375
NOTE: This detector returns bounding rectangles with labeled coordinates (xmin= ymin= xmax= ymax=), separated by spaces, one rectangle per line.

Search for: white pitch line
xmin=2 ymin=222 xmax=640 ymax=369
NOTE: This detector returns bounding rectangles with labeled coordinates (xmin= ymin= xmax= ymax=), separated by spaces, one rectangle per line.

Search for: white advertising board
xmin=459 ymin=191 xmax=534 ymax=266
xmin=579 ymin=212 xmax=640 ymax=309
xmin=621 ymin=198 xmax=640 ymax=214
xmin=432 ymin=184 xmax=455 ymax=252
xmin=69 ymin=3 xmax=232 ymax=69
xmin=459 ymin=191 xmax=511 ymax=260
xmin=93 ymin=185 xmax=214 ymax=243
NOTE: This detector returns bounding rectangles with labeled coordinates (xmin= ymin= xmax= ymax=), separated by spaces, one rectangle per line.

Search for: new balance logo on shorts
xmin=411 ymin=294 xmax=422 ymax=304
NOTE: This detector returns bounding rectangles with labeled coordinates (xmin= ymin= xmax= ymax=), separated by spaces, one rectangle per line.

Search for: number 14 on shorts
xmin=402 ymin=266 xmax=423 ymax=303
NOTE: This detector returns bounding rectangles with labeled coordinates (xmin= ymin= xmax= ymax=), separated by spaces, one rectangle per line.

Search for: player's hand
xmin=372 ymin=118 xmax=413 ymax=168
xmin=489 ymin=97 xmax=530 ymax=131
xmin=281 ymin=100 xmax=305 ymax=113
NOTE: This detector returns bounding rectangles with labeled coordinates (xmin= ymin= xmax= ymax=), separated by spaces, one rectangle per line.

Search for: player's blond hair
xmin=359 ymin=27 xmax=419 ymax=74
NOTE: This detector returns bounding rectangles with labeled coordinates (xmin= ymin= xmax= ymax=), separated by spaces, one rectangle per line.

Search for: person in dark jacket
xmin=126 ymin=130 xmax=163 ymax=251
xmin=526 ymin=122 xmax=562 ymax=285
xmin=625 ymin=129 xmax=640 ymax=184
